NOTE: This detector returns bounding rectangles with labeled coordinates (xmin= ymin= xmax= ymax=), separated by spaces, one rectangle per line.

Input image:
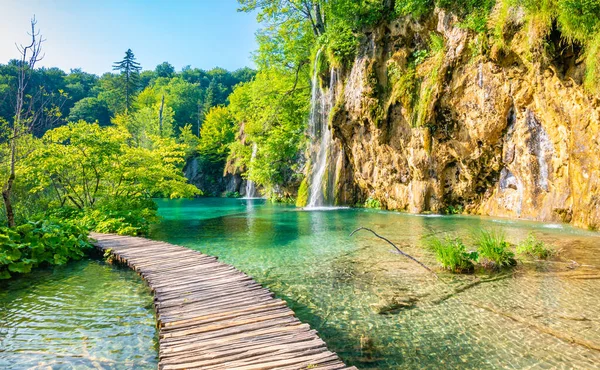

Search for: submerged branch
xmin=350 ymin=227 xmax=437 ymax=278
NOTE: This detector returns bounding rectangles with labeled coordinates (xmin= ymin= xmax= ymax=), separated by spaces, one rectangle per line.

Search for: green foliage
xmin=155 ymin=62 xmax=175 ymax=78
xmin=517 ymin=233 xmax=555 ymax=259
xmin=364 ymin=197 xmax=382 ymax=209
xmin=489 ymin=0 xmax=600 ymax=92
xmin=445 ymin=204 xmax=464 ymax=214
xmin=178 ymin=124 xmax=200 ymax=159
xmin=413 ymin=33 xmax=445 ymax=127
xmin=412 ymin=49 xmax=430 ymax=66
xmin=68 ymin=97 xmax=111 ymax=126
xmin=0 ymin=219 xmax=92 ymax=280
xmin=296 ymin=178 xmax=309 ymax=207
xmin=225 ymin=191 xmax=241 ymax=198
xmin=556 ymin=0 xmax=600 ymax=43
xmin=388 ymin=58 xmax=418 ymax=118
xmin=322 ymin=22 xmax=358 ymax=67
xmin=80 ymin=203 xmax=158 ymax=236
xmin=475 ymin=229 xmax=517 ymax=268
xmin=428 ymin=236 xmax=478 ymax=273
xmin=198 ymin=106 xmax=235 ymax=164
xmin=21 ymin=121 xmax=199 ymax=212
xmin=585 ymin=34 xmax=600 ymax=94
xmin=227 ymin=68 xmax=309 ymax=195
xmin=395 ymin=0 xmax=433 ymax=18
xmin=437 ymin=0 xmax=496 ymax=32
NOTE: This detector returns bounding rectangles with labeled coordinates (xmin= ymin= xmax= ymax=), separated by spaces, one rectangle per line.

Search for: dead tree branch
xmin=350 ymin=227 xmax=438 ymax=278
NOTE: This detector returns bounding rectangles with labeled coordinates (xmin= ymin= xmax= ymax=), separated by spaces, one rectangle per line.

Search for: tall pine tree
xmin=112 ymin=49 xmax=142 ymax=112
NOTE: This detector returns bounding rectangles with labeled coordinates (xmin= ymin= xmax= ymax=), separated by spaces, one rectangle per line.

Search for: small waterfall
xmin=308 ymin=49 xmax=323 ymax=139
xmin=306 ymin=50 xmax=338 ymax=208
xmin=244 ymin=143 xmax=259 ymax=198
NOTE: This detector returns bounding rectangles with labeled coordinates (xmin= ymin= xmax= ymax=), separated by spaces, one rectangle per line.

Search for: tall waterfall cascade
xmin=244 ymin=143 xmax=259 ymax=198
xmin=306 ymin=50 xmax=339 ymax=209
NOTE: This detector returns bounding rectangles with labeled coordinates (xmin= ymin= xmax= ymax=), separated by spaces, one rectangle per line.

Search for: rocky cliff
xmin=185 ymin=156 xmax=246 ymax=197
xmin=327 ymin=8 xmax=600 ymax=230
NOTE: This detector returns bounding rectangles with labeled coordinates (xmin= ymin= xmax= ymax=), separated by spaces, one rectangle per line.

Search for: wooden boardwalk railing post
xmin=92 ymin=233 xmax=357 ymax=370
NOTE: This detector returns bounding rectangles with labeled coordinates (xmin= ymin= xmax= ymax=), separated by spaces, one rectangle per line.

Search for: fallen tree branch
xmin=350 ymin=227 xmax=437 ymax=278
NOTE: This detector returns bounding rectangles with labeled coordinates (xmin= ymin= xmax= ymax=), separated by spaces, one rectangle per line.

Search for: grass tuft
xmin=517 ymin=233 xmax=555 ymax=259
xmin=475 ymin=229 xmax=517 ymax=269
xmin=428 ymin=236 xmax=478 ymax=273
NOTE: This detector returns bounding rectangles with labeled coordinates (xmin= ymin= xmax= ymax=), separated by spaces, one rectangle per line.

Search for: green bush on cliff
xmin=395 ymin=0 xmax=433 ymax=18
xmin=364 ymin=197 xmax=382 ymax=209
xmin=296 ymin=178 xmax=310 ymax=207
xmin=413 ymin=33 xmax=445 ymax=128
xmin=323 ymin=22 xmax=359 ymax=67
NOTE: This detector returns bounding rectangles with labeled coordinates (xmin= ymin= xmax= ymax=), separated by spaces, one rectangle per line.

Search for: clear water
xmin=0 ymin=259 xmax=158 ymax=369
xmin=151 ymin=198 xmax=600 ymax=369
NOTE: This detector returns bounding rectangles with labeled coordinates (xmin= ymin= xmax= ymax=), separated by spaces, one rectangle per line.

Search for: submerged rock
xmin=371 ymin=295 xmax=419 ymax=314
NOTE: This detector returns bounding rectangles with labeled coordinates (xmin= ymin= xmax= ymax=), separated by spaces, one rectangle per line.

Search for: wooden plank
xmin=92 ymin=233 xmax=351 ymax=370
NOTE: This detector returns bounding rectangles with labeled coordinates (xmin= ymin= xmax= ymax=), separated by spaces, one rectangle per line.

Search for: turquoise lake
xmin=150 ymin=198 xmax=600 ymax=369
xmin=2 ymin=198 xmax=600 ymax=369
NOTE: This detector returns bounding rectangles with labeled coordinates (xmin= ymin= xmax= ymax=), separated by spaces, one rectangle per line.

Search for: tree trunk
xmin=159 ymin=94 xmax=165 ymax=136
xmin=2 ymin=136 xmax=17 ymax=227
xmin=384 ymin=0 xmax=395 ymax=11
xmin=125 ymin=71 xmax=130 ymax=113
xmin=313 ymin=3 xmax=325 ymax=35
xmin=197 ymin=101 xmax=202 ymax=136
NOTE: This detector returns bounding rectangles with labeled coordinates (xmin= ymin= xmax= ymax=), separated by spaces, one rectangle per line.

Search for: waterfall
xmin=244 ymin=143 xmax=259 ymax=198
xmin=306 ymin=50 xmax=338 ymax=209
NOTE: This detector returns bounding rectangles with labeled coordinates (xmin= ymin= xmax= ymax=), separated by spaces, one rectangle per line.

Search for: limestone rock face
xmin=185 ymin=156 xmax=243 ymax=197
xmin=331 ymin=9 xmax=600 ymax=229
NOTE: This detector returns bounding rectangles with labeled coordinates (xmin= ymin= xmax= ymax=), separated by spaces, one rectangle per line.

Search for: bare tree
xmin=159 ymin=94 xmax=165 ymax=135
xmin=2 ymin=17 xmax=65 ymax=227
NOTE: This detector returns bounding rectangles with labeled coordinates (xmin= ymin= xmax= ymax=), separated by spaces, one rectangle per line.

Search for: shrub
xmin=323 ymin=22 xmax=359 ymax=67
xmin=428 ymin=236 xmax=478 ymax=272
xmin=48 ymin=198 xmax=160 ymax=236
xmin=0 ymin=219 xmax=92 ymax=279
xmin=395 ymin=0 xmax=433 ymax=18
xmin=364 ymin=197 xmax=382 ymax=209
xmin=445 ymin=204 xmax=464 ymax=214
xmin=517 ymin=233 xmax=555 ymax=259
xmin=413 ymin=33 xmax=445 ymax=127
xmin=475 ymin=229 xmax=517 ymax=268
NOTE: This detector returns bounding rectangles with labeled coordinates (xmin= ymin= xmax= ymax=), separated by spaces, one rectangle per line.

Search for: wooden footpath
xmin=92 ymin=233 xmax=357 ymax=370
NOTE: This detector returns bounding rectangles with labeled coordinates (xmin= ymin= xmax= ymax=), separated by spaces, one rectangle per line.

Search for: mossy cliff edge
xmin=328 ymin=7 xmax=600 ymax=230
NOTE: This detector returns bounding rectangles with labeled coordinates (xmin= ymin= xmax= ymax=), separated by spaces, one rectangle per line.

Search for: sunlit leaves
xmin=0 ymin=218 xmax=92 ymax=279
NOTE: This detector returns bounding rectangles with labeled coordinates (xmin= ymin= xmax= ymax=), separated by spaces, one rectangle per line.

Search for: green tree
xmin=22 ymin=121 xmax=198 ymax=211
xmin=198 ymin=106 xmax=235 ymax=164
xmin=64 ymin=68 xmax=98 ymax=102
xmin=68 ymin=97 xmax=111 ymax=126
xmin=155 ymin=61 xmax=175 ymax=78
xmin=112 ymin=49 xmax=142 ymax=112
xmin=227 ymin=68 xmax=309 ymax=193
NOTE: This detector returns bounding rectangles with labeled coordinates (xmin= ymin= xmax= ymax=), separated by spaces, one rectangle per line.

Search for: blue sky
xmin=0 ymin=0 xmax=259 ymax=75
